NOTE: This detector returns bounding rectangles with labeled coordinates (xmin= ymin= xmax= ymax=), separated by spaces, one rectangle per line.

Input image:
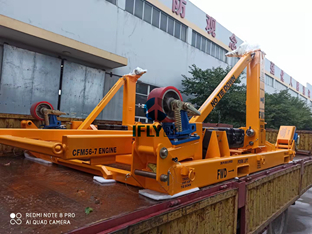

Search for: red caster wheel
xmin=30 ymin=101 xmax=54 ymax=121
xmin=146 ymin=86 xmax=183 ymax=122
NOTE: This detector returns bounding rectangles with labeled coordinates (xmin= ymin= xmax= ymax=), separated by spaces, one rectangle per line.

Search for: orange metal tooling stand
xmin=0 ymin=51 xmax=296 ymax=195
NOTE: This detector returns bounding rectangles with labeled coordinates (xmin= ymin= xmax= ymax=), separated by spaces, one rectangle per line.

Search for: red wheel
xmin=146 ymin=86 xmax=182 ymax=123
xmin=30 ymin=101 xmax=54 ymax=121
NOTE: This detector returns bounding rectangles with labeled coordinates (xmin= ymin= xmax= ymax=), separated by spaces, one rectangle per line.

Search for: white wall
xmin=0 ymin=0 xmax=228 ymax=89
xmin=157 ymin=0 xmax=244 ymax=47
xmin=0 ymin=0 xmax=310 ymax=97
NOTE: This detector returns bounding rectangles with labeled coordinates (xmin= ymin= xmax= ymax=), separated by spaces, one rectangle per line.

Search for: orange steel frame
xmin=0 ymin=51 xmax=296 ymax=195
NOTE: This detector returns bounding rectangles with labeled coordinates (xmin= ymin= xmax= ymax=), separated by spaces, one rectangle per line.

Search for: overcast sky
xmin=190 ymin=0 xmax=311 ymax=87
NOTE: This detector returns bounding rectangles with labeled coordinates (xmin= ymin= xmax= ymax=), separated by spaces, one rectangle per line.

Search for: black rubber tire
xmin=267 ymin=209 xmax=289 ymax=234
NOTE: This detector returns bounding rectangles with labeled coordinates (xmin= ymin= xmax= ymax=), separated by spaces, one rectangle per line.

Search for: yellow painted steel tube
xmin=0 ymin=135 xmax=64 ymax=156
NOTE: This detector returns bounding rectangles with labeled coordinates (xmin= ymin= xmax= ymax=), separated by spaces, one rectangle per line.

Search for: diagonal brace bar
xmin=78 ymin=77 xmax=125 ymax=129
xmin=190 ymin=53 xmax=253 ymax=123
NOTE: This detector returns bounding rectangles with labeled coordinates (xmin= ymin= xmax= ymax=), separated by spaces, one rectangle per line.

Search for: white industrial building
xmin=0 ymin=0 xmax=311 ymax=123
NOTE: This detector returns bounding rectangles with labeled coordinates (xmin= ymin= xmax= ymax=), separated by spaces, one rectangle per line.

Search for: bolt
xmin=160 ymin=147 xmax=168 ymax=159
xmin=246 ymin=127 xmax=255 ymax=137
xmin=54 ymin=145 xmax=62 ymax=152
xmin=53 ymin=144 xmax=63 ymax=154
xmin=160 ymin=174 xmax=168 ymax=182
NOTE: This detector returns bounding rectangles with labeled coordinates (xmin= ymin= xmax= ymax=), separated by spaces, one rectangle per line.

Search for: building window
xmin=106 ymin=0 xmax=116 ymax=5
xmin=160 ymin=12 xmax=167 ymax=32
xmin=125 ymin=0 xmax=134 ymax=13
xmin=168 ymin=17 xmax=174 ymax=36
xmin=175 ymin=21 xmax=181 ymax=39
xmin=181 ymin=25 xmax=187 ymax=42
xmin=196 ymin=34 xmax=201 ymax=50
xmin=134 ymin=0 xmax=144 ymax=19
xmin=220 ymin=49 xmax=226 ymax=63
xmin=206 ymin=40 xmax=211 ymax=54
xmin=136 ymin=82 xmax=148 ymax=94
xmin=152 ymin=7 xmax=160 ymax=28
xmin=144 ymin=2 xmax=152 ymax=24
xmin=211 ymin=43 xmax=216 ymax=57
xmin=275 ymin=80 xmax=287 ymax=91
xmin=289 ymin=88 xmax=298 ymax=97
xmin=201 ymin=38 xmax=206 ymax=53
xmin=229 ymin=57 xmax=238 ymax=67
xmin=135 ymin=82 xmax=158 ymax=123
xmin=126 ymin=0 xmax=187 ymax=42
xmin=216 ymin=46 xmax=220 ymax=60
xmin=191 ymin=31 xmax=196 ymax=47
xmin=265 ymin=75 xmax=274 ymax=87
xmin=191 ymin=30 xmax=228 ymax=63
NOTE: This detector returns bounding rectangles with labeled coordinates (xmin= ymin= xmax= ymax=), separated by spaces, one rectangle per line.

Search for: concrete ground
xmin=286 ymin=188 xmax=312 ymax=234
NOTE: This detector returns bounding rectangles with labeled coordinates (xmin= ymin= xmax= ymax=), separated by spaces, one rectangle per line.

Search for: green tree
xmin=181 ymin=65 xmax=312 ymax=130
xmin=181 ymin=65 xmax=246 ymax=127
xmin=265 ymin=90 xmax=312 ymax=130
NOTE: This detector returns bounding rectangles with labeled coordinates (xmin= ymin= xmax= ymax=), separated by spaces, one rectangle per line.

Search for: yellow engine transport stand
xmin=0 ymin=50 xmax=296 ymax=196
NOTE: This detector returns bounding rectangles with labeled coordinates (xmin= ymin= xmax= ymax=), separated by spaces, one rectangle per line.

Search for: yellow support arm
xmin=78 ymin=77 xmax=125 ymax=129
xmin=78 ymin=71 xmax=146 ymax=129
xmin=0 ymin=135 xmax=64 ymax=156
xmin=190 ymin=53 xmax=253 ymax=123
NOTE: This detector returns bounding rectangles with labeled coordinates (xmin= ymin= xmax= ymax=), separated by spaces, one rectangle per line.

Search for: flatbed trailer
xmin=1 ymin=154 xmax=311 ymax=234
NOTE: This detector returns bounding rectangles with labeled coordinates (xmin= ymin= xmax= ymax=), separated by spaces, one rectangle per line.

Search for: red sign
xmin=205 ymin=14 xmax=216 ymax=38
xmin=290 ymin=77 xmax=293 ymax=87
xmin=309 ymin=90 xmax=311 ymax=98
xmin=303 ymin=86 xmax=305 ymax=96
xmin=172 ymin=0 xmax=187 ymax=18
xmin=280 ymin=70 xmax=284 ymax=82
xmin=296 ymin=81 xmax=299 ymax=91
xmin=270 ymin=62 xmax=275 ymax=75
xmin=229 ymin=34 xmax=237 ymax=50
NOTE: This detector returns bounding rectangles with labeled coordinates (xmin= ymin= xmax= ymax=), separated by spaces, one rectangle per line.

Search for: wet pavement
xmin=286 ymin=188 xmax=312 ymax=234
xmin=0 ymin=155 xmax=158 ymax=233
xmin=1 ymin=154 xmax=311 ymax=233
